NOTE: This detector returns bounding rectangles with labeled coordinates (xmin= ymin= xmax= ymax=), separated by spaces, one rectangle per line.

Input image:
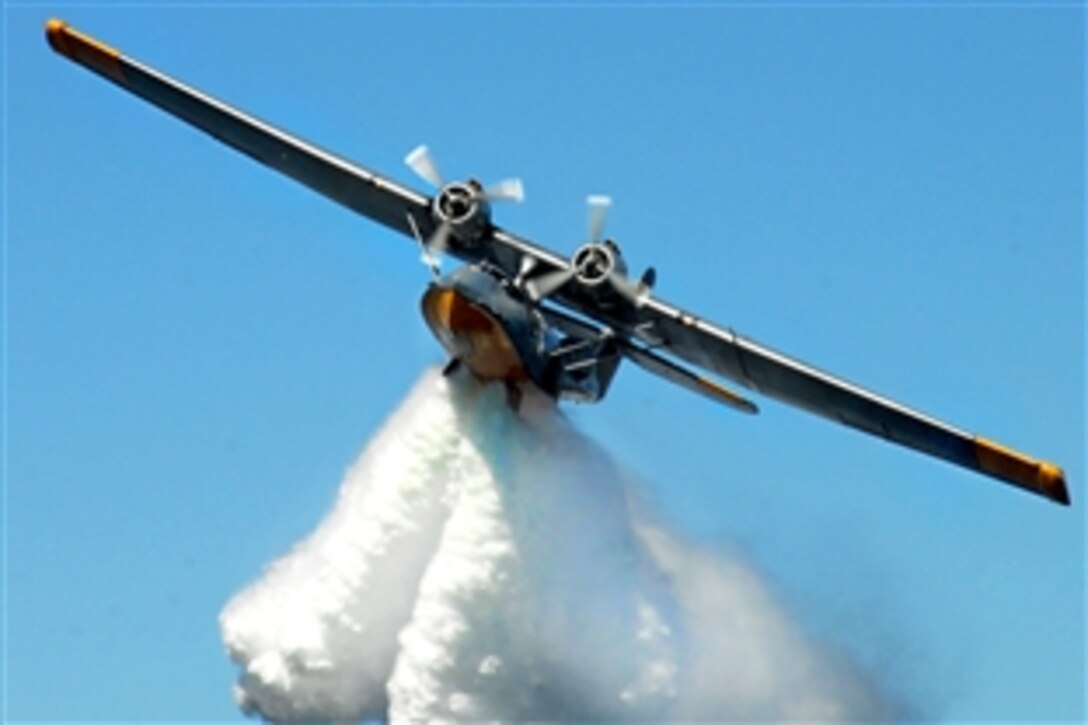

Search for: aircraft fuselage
xmin=421 ymin=265 xmax=620 ymax=404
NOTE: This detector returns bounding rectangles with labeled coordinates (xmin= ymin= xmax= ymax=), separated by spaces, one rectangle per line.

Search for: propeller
xmin=404 ymin=145 xmax=525 ymax=272
xmin=525 ymin=194 xmax=656 ymax=306
xmin=523 ymin=194 xmax=609 ymax=301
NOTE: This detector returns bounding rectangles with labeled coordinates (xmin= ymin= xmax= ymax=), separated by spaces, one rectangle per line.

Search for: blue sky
xmin=4 ymin=3 xmax=1083 ymax=721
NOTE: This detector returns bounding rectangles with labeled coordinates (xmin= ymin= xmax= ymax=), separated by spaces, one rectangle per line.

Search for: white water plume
xmin=220 ymin=367 xmax=891 ymax=721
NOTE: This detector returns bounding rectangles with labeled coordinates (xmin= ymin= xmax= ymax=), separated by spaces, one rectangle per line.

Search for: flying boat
xmin=45 ymin=19 xmax=1070 ymax=506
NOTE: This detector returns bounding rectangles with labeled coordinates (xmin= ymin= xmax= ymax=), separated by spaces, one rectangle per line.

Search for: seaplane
xmin=45 ymin=18 xmax=1069 ymax=506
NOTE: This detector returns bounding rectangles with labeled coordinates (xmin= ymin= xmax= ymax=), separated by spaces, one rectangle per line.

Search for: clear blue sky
xmin=5 ymin=4 xmax=1083 ymax=721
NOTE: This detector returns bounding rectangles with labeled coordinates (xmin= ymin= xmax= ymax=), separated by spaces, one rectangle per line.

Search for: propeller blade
xmin=514 ymin=255 xmax=538 ymax=287
xmin=586 ymin=194 xmax=612 ymax=243
xmin=608 ymin=270 xmax=650 ymax=307
xmin=525 ymin=268 xmax=574 ymax=302
xmin=483 ymin=177 xmax=525 ymax=203
xmin=406 ymin=213 xmax=439 ymax=278
xmin=405 ymin=144 xmax=444 ymax=188
xmin=420 ymin=220 xmax=452 ymax=272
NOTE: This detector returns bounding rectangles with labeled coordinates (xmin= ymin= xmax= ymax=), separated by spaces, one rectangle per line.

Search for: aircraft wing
xmin=623 ymin=294 xmax=1069 ymax=505
xmin=47 ymin=19 xmax=1067 ymax=507
xmin=45 ymin=19 xmax=438 ymax=243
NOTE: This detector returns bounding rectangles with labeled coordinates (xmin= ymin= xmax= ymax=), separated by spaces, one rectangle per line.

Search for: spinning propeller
xmin=405 ymin=145 xmax=524 ymax=274
xmin=524 ymin=195 xmax=655 ymax=307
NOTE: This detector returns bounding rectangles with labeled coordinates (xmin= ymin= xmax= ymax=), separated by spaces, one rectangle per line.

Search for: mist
xmin=220 ymin=367 xmax=892 ymax=721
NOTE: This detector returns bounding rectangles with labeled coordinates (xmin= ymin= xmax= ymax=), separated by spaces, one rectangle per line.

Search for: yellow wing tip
xmin=45 ymin=18 xmax=71 ymax=56
xmin=1038 ymin=462 xmax=1070 ymax=506
xmin=975 ymin=438 xmax=1070 ymax=506
xmin=44 ymin=17 xmax=124 ymax=82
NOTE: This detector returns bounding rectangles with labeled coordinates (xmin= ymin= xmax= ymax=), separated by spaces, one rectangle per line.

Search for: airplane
xmin=44 ymin=18 xmax=1069 ymax=506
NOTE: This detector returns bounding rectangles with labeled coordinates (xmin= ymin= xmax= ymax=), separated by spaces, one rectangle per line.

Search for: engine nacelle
xmin=432 ymin=180 xmax=491 ymax=245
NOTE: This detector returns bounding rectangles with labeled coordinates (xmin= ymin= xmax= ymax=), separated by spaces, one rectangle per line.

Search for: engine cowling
xmin=432 ymin=180 xmax=492 ymax=246
xmin=572 ymin=240 xmax=627 ymax=287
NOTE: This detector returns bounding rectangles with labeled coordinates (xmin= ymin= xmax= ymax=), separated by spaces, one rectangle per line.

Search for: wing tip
xmin=45 ymin=17 xmax=70 ymax=55
xmin=1040 ymin=463 xmax=1070 ymax=506
xmin=44 ymin=17 xmax=125 ymax=83
xmin=975 ymin=437 xmax=1070 ymax=506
